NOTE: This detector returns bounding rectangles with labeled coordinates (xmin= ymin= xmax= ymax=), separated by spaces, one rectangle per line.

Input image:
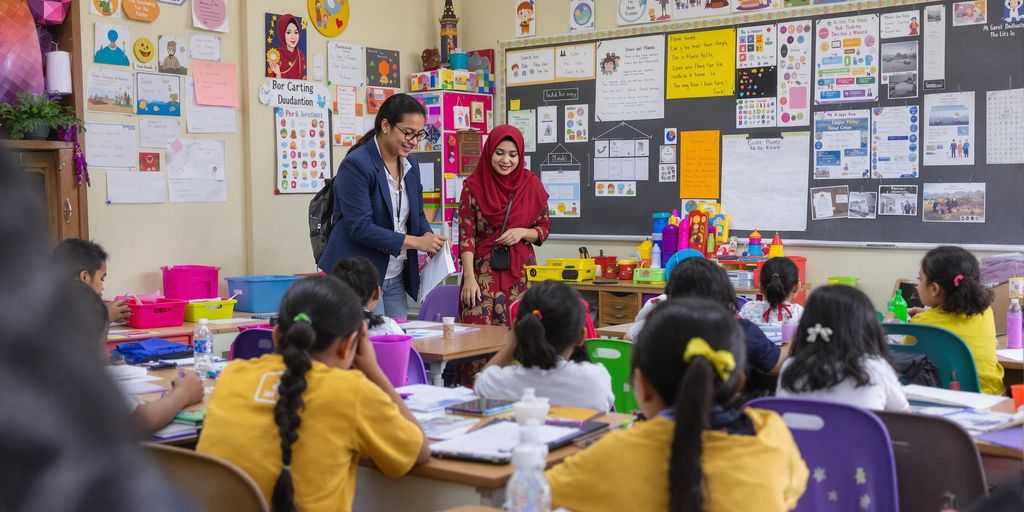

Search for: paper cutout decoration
xmin=123 ymin=0 xmax=160 ymax=22
xmin=365 ymin=47 xmax=400 ymax=88
xmin=90 ymin=0 xmax=121 ymax=17
xmin=94 ymin=23 xmax=131 ymax=66
xmin=0 ymin=0 xmax=45 ymax=104
xmin=157 ymin=35 xmax=188 ymax=75
xmin=133 ymin=37 xmax=155 ymax=64
xmin=308 ymin=0 xmax=349 ymax=38
xmin=265 ymin=13 xmax=308 ymax=80
xmin=28 ymin=0 xmax=72 ymax=25
xmin=192 ymin=0 xmax=228 ymax=32
xmin=516 ymin=0 xmax=536 ymax=37
xmin=139 ymin=152 xmax=160 ymax=172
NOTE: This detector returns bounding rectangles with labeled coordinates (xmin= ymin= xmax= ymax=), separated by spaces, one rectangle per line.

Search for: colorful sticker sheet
xmin=776 ymin=20 xmax=812 ymax=126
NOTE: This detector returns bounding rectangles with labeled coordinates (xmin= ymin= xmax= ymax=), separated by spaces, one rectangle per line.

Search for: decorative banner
xmin=515 ymin=0 xmax=536 ymax=37
xmin=365 ymin=47 xmax=400 ymax=88
xmin=258 ymin=79 xmax=329 ymax=109
xmin=90 ymin=0 xmax=121 ymax=18
xmin=776 ymin=20 xmax=812 ymax=126
xmin=133 ymin=37 xmax=156 ymax=70
xmin=308 ymin=0 xmax=350 ymax=37
xmin=94 ymin=23 xmax=131 ymax=66
xmin=275 ymin=106 xmax=330 ymax=194
xmin=814 ymin=14 xmax=879 ymax=105
xmin=192 ymin=0 xmax=228 ymax=32
xmin=812 ymin=109 xmax=870 ymax=179
xmin=265 ymin=13 xmax=308 ymax=80
xmin=157 ymin=35 xmax=188 ymax=75
xmin=123 ymin=0 xmax=160 ymax=22
xmin=569 ymin=0 xmax=595 ymax=32
xmin=136 ymin=72 xmax=181 ymax=117
xmin=86 ymin=68 xmax=134 ymax=115
xmin=666 ymin=29 xmax=735 ymax=100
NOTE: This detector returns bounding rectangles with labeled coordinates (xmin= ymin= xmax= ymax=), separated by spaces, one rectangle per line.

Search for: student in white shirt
xmin=739 ymin=257 xmax=804 ymax=326
xmin=475 ymin=281 xmax=615 ymax=412
xmin=776 ymin=285 xmax=909 ymax=411
xmin=331 ymin=256 xmax=404 ymax=336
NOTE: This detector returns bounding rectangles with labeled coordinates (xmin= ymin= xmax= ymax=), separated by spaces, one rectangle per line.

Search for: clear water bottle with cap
xmin=506 ymin=420 xmax=551 ymax=512
xmin=1008 ymin=298 xmax=1023 ymax=349
xmin=193 ymin=318 xmax=215 ymax=391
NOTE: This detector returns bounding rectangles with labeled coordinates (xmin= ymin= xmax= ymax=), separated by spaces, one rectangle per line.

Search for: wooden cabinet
xmin=2 ymin=140 xmax=89 ymax=241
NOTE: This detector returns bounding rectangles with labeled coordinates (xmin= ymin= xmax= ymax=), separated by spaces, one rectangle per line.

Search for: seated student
xmin=547 ymin=298 xmax=808 ymax=512
xmin=900 ymin=246 xmax=1005 ymax=395
xmin=777 ymin=285 xmax=909 ymax=411
xmin=625 ymin=248 xmax=704 ymax=341
xmin=197 ymin=276 xmax=429 ymax=511
xmin=332 ymin=256 xmax=404 ymax=336
xmin=474 ymin=281 xmax=614 ymax=411
xmin=53 ymin=238 xmax=131 ymax=323
xmin=739 ymin=257 xmax=804 ymax=326
xmin=67 ymin=280 xmax=205 ymax=435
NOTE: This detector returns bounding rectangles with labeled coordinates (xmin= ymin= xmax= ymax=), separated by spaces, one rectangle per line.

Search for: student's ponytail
xmin=669 ymin=356 xmax=715 ymax=512
xmin=921 ymin=246 xmax=993 ymax=316
xmin=513 ymin=281 xmax=586 ymax=370
xmin=761 ymin=257 xmax=799 ymax=309
xmin=271 ymin=318 xmax=316 ymax=512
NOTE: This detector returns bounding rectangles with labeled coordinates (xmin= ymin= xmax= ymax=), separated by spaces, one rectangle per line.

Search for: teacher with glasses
xmin=318 ymin=93 xmax=447 ymax=319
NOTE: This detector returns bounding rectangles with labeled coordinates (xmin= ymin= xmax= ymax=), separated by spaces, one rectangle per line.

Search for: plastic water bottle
xmin=1008 ymin=299 xmax=1023 ymax=349
xmin=506 ymin=421 xmax=551 ymax=512
xmin=193 ymin=318 xmax=215 ymax=391
xmin=888 ymin=289 xmax=908 ymax=323
xmin=651 ymin=243 xmax=662 ymax=269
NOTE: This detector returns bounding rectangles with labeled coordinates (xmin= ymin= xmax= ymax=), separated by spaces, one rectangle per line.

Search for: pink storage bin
xmin=126 ymin=299 xmax=187 ymax=329
xmin=370 ymin=334 xmax=413 ymax=388
xmin=162 ymin=265 xmax=220 ymax=300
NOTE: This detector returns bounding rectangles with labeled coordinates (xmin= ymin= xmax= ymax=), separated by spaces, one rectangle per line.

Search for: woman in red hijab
xmin=267 ymin=14 xmax=306 ymax=80
xmin=459 ymin=125 xmax=550 ymax=326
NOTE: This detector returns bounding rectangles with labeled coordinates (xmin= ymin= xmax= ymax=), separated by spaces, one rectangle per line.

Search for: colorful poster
xmin=307 ymin=0 xmax=350 ymax=37
xmin=666 ymin=29 xmax=735 ymax=99
xmin=679 ymin=130 xmax=720 ymax=199
xmin=923 ymin=4 xmax=945 ymax=90
xmin=881 ymin=10 xmax=920 ymax=38
xmin=810 ymin=185 xmax=850 ymax=220
xmin=508 ymin=109 xmax=537 ymax=152
xmin=952 ymin=1 xmax=987 ymax=26
xmin=848 ymin=192 xmax=877 ymax=219
xmin=986 ymin=88 xmax=1024 ymax=164
xmin=192 ymin=0 xmax=228 ymax=32
xmin=542 ymin=171 xmax=582 ymax=217
xmin=265 ymin=13 xmax=308 ymax=80
xmin=136 ymin=72 xmax=181 ymax=117
xmin=923 ymin=183 xmax=986 ymax=223
xmin=569 ymin=0 xmax=595 ymax=32
xmin=737 ymin=25 xmax=777 ymax=69
xmin=365 ymin=47 xmax=400 ymax=88
xmin=506 ymin=48 xmax=555 ymax=86
xmin=812 ymin=110 xmax=870 ymax=179
xmin=516 ymin=0 xmax=536 ymax=37
xmin=275 ymin=107 xmax=330 ymax=194
xmin=814 ymin=14 xmax=879 ymax=104
xmin=554 ymin=43 xmax=596 ymax=81
xmin=595 ymin=35 xmax=664 ymax=121
xmin=1006 ymin=0 xmax=1024 ymax=21
xmin=737 ymin=98 xmax=777 ymax=128
xmin=84 ymin=122 xmax=137 ymax=168
xmin=924 ymin=92 xmax=975 ymax=166
xmin=156 ymin=35 xmax=188 ymax=75
xmin=139 ymin=117 xmax=180 ymax=148
xmin=721 ymin=133 xmax=810 ymax=232
xmin=871 ymin=105 xmax=920 ymax=179
xmin=616 ymin=0 xmax=667 ymax=24
xmin=537 ymin=105 xmax=557 ymax=144
xmin=595 ymin=181 xmax=636 ymax=197
xmin=327 ymin=42 xmax=364 ymax=86
xmin=776 ymin=20 xmax=812 ymax=126
xmin=564 ymin=104 xmax=589 ymax=142
xmin=95 ymin=23 xmax=131 ymax=66
xmin=878 ymin=185 xmax=918 ymax=216
xmin=91 ymin=0 xmax=122 ymax=18
xmin=86 ymin=68 xmax=134 ymax=115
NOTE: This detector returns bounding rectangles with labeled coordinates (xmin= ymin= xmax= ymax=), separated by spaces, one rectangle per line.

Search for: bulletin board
xmin=500 ymin=0 xmax=1024 ymax=247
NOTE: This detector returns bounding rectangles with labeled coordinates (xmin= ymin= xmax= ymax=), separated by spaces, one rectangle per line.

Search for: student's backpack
xmin=891 ymin=351 xmax=941 ymax=388
xmin=308 ymin=178 xmax=335 ymax=263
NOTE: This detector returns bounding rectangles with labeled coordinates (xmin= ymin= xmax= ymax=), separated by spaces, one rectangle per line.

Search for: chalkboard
xmin=500 ymin=0 xmax=1024 ymax=246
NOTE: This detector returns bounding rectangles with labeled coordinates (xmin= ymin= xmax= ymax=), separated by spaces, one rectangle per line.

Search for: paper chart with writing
xmin=107 ymin=171 xmax=166 ymax=204
xmin=736 ymin=25 xmax=777 ymax=69
xmin=594 ymin=123 xmax=651 ymax=183
xmin=541 ymin=171 xmax=582 ymax=217
xmin=327 ymin=42 xmax=364 ymax=86
xmin=986 ymin=89 xmax=1024 ymax=164
xmin=871 ymin=106 xmax=919 ymax=178
xmin=880 ymin=10 xmax=920 ymax=38
xmin=595 ymin=35 xmax=664 ymax=121
xmin=332 ymin=85 xmax=359 ymax=144
xmin=554 ymin=43 xmax=596 ymax=81
xmin=922 ymin=4 xmax=945 ymax=90
xmin=812 ymin=110 xmax=870 ymax=179
xmin=508 ymin=109 xmax=538 ymax=152
xmin=666 ymin=29 xmax=735 ymax=100
xmin=189 ymin=33 xmax=221 ymax=61
xmin=84 ymin=122 xmax=138 ymax=168
xmin=924 ymin=92 xmax=975 ymax=166
xmin=167 ymin=139 xmax=227 ymax=203
xmin=776 ymin=20 xmax=812 ymax=126
xmin=139 ymin=117 xmax=180 ymax=148
xmin=721 ymin=133 xmax=810 ymax=232
xmin=679 ymin=130 xmax=720 ymax=199
xmin=814 ymin=14 xmax=879 ymax=104
xmin=275 ymin=107 xmax=330 ymax=194
xmin=184 ymin=78 xmax=236 ymax=133
xmin=537 ymin=106 xmax=557 ymax=144
xmin=506 ymin=48 xmax=555 ymax=86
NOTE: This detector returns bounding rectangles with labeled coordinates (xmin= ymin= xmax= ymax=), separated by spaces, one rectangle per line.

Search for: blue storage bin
xmin=225 ymin=275 xmax=301 ymax=312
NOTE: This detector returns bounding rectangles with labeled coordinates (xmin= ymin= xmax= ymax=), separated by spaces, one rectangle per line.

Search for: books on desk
xmin=151 ymin=422 xmax=198 ymax=441
xmin=903 ymin=384 xmax=1007 ymax=410
xmin=429 ymin=419 xmax=609 ymax=464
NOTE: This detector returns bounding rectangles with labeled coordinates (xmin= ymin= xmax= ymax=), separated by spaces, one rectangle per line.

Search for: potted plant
xmin=0 ymin=92 xmax=83 ymax=140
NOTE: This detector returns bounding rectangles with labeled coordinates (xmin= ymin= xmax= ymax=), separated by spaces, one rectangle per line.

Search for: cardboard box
xmin=893 ymin=278 xmax=1010 ymax=335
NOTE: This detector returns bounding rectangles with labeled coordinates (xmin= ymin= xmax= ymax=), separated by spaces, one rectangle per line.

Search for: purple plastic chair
xmin=229 ymin=328 xmax=275 ymax=360
xmin=747 ymin=397 xmax=899 ymax=512
xmin=406 ymin=346 xmax=428 ymax=385
xmin=418 ymin=285 xmax=460 ymax=322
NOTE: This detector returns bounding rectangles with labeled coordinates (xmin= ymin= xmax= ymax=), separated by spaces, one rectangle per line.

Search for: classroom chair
xmin=747 ymin=397 xmax=899 ymax=512
xmin=585 ymin=338 xmax=638 ymax=413
xmin=509 ymin=298 xmax=598 ymax=338
xmin=875 ymin=411 xmax=987 ymax=511
xmin=882 ymin=323 xmax=981 ymax=393
xmin=229 ymin=328 xmax=275 ymax=360
xmin=418 ymin=285 xmax=460 ymax=322
xmin=144 ymin=443 xmax=269 ymax=512
xmin=407 ymin=346 xmax=429 ymax=385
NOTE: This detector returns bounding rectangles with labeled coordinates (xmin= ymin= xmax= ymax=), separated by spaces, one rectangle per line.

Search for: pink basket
xmin=370 ymin=335 xmax=413 ymax=388
xmin=126 ymin=298 xmax=187 ymax=329
xmin=162 ymin=265 xmax=220 ymax=300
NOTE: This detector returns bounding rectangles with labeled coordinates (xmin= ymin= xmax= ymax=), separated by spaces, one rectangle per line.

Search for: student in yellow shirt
xmin=197 ymin=276 xmax=430 ymax=512
xmin=907 ymin=246 xmax=1005 ymax=395
xmin=546 ymin=297 xmax=808 ymax=512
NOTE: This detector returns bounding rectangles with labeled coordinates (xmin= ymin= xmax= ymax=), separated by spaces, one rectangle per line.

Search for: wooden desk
xmin=411 ymin=324 xmax=510 ymax=386
xmin=595 ymin=322 xmax=633 ymax=339
xmin=105 ymin=316 xmax=267 ymax=353
xmin=996 ymin=335 xmax=1023 ymax=371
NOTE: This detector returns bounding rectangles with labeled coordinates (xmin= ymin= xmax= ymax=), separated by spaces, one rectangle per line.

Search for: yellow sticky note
xmin=510 ymin=99 xmax=521 ymax=111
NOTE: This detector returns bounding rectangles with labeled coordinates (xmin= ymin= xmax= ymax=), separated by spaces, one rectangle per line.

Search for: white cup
xmin=442 ymin=316 xmax=456 ymax=339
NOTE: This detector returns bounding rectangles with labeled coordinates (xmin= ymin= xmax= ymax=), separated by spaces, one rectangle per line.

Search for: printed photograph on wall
xmin=878 ymin=185 xmax=918 ymax=216
xmin=265 ymin=13 xmax=308 ymax=80
xmin=922 ymin=183 xmax=985 ymax=223
xmin=848 ymin=191 xmax=878 ymax=219
xmin=136 ymin=72 xmax=181 ymax=117
xmin=157 ymin=35 xmax=188 ymax=75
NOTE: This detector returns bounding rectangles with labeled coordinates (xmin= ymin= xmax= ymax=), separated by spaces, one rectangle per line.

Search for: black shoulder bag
xmin=490 ymin=193 xmax=515 ymax=271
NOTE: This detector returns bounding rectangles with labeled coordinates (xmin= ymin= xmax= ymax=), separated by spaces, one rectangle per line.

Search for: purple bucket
xmin=370 ymin=335 xmax=413 ymax=388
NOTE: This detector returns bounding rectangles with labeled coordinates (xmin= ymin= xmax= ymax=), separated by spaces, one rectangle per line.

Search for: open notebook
xmin=429 ymin=419 xmax=608 ymax=464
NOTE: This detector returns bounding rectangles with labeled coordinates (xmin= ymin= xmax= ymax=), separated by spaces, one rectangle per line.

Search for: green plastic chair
xmin=585 ymin=338 xmax=638 ymax=413
xmin=882 ymin=323 xmax=980 ymax=393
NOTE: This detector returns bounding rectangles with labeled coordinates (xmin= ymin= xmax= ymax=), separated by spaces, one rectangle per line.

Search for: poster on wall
xmin=157 ymin=35 xmax=188 ymax=75
xmin=776 ymin=19 xmax=812 ymax=126
xmin=595 ymin=35 xmax=664 ymax=122
xmin=924 ymin=92 xmax=975 ymax=166
xmin=307 ymin=0 xmax=351 ymax=37
xmin=366 ymin=87 xmax=396 ymax=114
xmin=666 ymin=29 xmax=735 ymax=100
xmin=515 ymin=0 xmax=536 ymax=37
xmin=848 ymin=192 xmax=877 ymax=219
xmin=569 ymin=0 xmax=595 ymax=32
xmin=922 ymin=4 xmax=945 ymax=90
xmin=814 ymin=14 xmax=879 ymax=104
xmin=810 ymin=185 xmax=850 ymax=220
xmin=880 ymin=10 xmax=920 ymax=38
xmin=508 ymin=109 xmax=537 ymax=152
xmin=812 ymin=110 xmax=870 ymax=179
xmin=537 ymin=105 xmax=557 ymax=143
xmin=986 ymin=88 xmax=1024 ymax=165
xmin=542 ymin=171 xmax=582 ymax=217
xmin=506 ymin=48 xmax=555 ymax=86
xmin=84 ymin=122 xmax=137 ymax=169
xmin=952 ymin=0 xmax=987 ymax=26
xmin=564 ymin=104 xmax=589 ymax=142
xmin=123 ymin=0 xmax=161 ymax=22
xmin=733 ymin=0 xmax=782 ymax=14
xmin=91 ymin=0 xmax=122 ymax=18
xmin=675 ymin=0 xmax=731 ymax=20
xmin=365 ymin=47 xmax=400 ymax=88
xmin=86 ymin=68 xmax=134 ymax=115
xmin=192 ymin=0 xmax=228 ymax=33
xmin=736 ymin=66 xmax=777 ymax=128
xmin=265 ymin=13 xmax=308 ymax=80
xmin=94 ymin=23 xmax=131 ymax=66
xmin=275 ymin=106 xmax=330 ymax=194
xmin=136 ymin=72 xmax=181 ymax=117
xmin=327 ymin=42 xmax=364 ymax=86
xmin=554 ymin=43 xmax=596 ymax=81
xmin=880 ymin=41 xmax=917 ymax=97
xmin=871 ymin=105 xmax=920 ymax=179
xmin=736 ymin=25 xmax=777 ymax=69
xmin=878 ymin=185 xmax=918 ymax=216
xmin=189 ymin=33 xmax=221 ymax=61
xmin=923 ymin=183 xmax=985 ymax=223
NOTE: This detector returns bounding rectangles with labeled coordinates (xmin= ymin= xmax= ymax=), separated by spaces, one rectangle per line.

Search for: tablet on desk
xmin=446 ymin=398 xmax=515 ymax=417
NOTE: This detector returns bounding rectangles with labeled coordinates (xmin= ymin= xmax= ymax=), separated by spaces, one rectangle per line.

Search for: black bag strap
xmin=498 ymin=193 xmax=515 ymax=233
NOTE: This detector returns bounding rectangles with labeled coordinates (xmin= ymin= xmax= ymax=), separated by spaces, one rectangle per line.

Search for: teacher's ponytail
xmin=349 ymin=93 xmax=427 ymax=152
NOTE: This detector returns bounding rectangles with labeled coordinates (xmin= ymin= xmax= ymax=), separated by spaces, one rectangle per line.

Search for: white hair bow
xmin=806 ymin=323 xmax=833 ymax=343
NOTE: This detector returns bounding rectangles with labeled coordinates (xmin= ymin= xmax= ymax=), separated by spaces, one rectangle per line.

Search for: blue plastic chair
xmin=747 ymin=397 xmax=899 ymax=512
xmin=881 ymin=322 xmax=980 ymax=392
xmin=418 ymin=285 xmax=460 ymax=322
xmin=229 ymin=329 xmax=275 ymax=360
xmin=407 ymin=347 xmax=428 ymax=385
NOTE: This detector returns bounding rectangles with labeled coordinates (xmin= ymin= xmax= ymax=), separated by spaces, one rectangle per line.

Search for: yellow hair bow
xmin=682 ymin=337 xmax=736 ymax=382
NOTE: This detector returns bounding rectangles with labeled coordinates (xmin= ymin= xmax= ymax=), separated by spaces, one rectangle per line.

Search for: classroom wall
xmin=458 ymin=0 xmax=1003 ymax=308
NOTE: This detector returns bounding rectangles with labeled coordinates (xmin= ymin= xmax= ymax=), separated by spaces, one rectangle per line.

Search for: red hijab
xmin=276 ymin=15 xmax=306 ymax=79
xmin=464 ymin=125 xmax=548 ymax=287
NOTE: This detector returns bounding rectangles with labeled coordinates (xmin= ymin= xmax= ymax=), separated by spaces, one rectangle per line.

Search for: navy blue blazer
xmin=317 ymin=138 xmax=432 ymax=300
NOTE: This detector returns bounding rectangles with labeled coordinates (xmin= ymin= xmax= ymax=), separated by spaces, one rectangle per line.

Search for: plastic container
xmin=828 ymin=276 xmax=860 ymax=287
xmin=126 ymin=298 xmax=187 ymax=329
xmin=617 ymin=259 xmax=638 ymax=281
xmin=651 ymin=212 xmax=670 ymax=248
xmin=183 ymin=298 xmax=238 ymax=322
xmin=1008 ymin=299 xmax=1022 ymax=349
xmin=162 ymin=265 xmax=220 ymax=300
xmin=450 ymin=50 xmax=469 ymax=70
xmin=225 ymin=275 xmax=302 ymax=313
xmin=593 ymin=256 xmax=618 ymax=279
xmin=370 ymin=334 xmax=413 ymax=388
xmin=513 ymin=388 xmax=550 ymax=426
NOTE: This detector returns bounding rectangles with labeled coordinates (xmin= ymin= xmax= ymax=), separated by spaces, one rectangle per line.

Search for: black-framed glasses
xmin=393 ymin=124 xmax=428 ymax=142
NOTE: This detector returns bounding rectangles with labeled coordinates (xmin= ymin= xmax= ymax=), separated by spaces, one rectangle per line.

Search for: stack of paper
xmin=420 ymin=415 xmax=480 ymax=440
xmin=903 ymin=384 xmax=1007 ymax=409
xmin=398 ymin=384 xmax=476 ymax=413
xmin=151 ymin=422 xmax=198 ymax=441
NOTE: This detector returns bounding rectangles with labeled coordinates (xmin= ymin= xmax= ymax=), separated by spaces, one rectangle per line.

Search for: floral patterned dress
xmin=458 ymin=188 xmax=550 ymax=326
